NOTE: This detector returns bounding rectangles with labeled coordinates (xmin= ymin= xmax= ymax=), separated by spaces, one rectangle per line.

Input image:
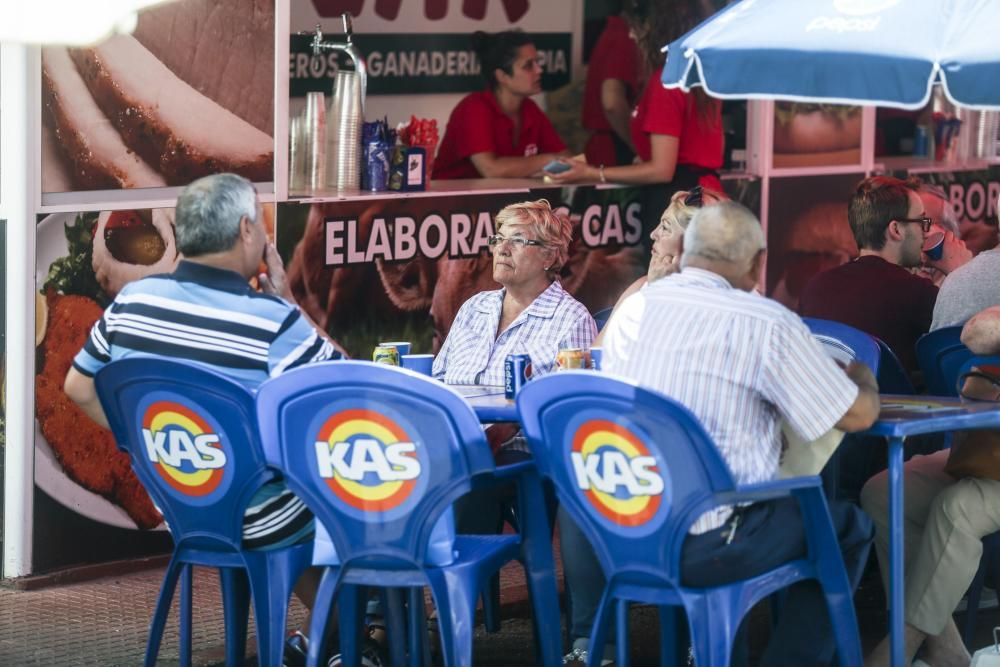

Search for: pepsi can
xmin=504 ymin=353 xmax=531 ymax=399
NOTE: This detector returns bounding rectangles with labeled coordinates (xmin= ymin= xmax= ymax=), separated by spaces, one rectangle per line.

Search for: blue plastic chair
xmin=94 ymin=358 xmax=312 ymax=667
xmin=876 ymin=338 xmax=916 ymax=395
xmin=917 ymin=326 xmax=973 ymax=396
xmin=517 ymin=371 xmax=864 ymax=667
xmin=592 ymin=306 xmax=614 ymax=332
xmin=955 ymin=355 xmax=1000 ymax=647
xmin=802 ymin=317 xmax=881 ymax=374
xmin=255 ymin=361 xmax=562 ymax=667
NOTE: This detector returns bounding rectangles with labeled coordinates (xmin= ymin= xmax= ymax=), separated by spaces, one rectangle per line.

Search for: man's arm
xmin=64 ymin=367 xmax=110 ymax=429
xmin=961 ymin=305 xmax=1000 ymax=354
xmin=258 ymin=243 xmax=348 ymax=357
xmin=834 ymin=361 xmax=881 ymax=432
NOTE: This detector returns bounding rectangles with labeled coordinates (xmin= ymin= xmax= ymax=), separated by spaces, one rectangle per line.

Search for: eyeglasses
xmin=896 ymin=216 xmax=933 ymax=233
xmin=488 ymin=234 xmax=545 ymax=249
xmin=684 ymin=185 xmax=705 ymax=208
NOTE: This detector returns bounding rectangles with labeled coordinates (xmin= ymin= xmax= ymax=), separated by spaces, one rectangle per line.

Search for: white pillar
xmin=1 ymin=42 xmax=37 ymax=578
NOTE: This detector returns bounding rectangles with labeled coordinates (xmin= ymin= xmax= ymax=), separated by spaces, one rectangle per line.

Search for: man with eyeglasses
xmin=800 ymin=175 xmax=968 ymax=375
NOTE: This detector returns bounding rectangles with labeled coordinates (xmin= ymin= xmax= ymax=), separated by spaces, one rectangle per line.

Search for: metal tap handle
xmin=298 ymin=18 xmax=367 ymax=114
xmin=342 ymin=13 xmax=353 ymax=42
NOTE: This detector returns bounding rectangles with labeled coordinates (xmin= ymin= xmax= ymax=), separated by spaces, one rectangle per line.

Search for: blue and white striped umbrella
xmin=662 ymin=0 xmax=1000 ymax=109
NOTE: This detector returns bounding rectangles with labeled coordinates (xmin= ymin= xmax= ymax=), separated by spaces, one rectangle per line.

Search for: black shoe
xmin=283 ymin=630 xmax=309 ymax=667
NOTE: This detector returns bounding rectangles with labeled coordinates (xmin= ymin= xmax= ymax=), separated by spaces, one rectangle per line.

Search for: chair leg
xmin=219 ymin=568 xmax=250 ymax=666
xmin=244 ymin=553 xmax=305 ymax=667
xmin=307 ymin=569 xmax=339 ymax=667
xmin=337 ymin=584 xmax=364 ymax=667
xmin=657 ymin=605 xmax=681 ymax=667
xmin=685 ymin=594 xmax=734 ymax=667
xmin=615 ymin=600 xmax=629 ymax=667
xmin=482 ymin=573 xmax=501 ymax=633
xmin=145 ymin=558 xmax=186 ymax=667
xmin=816 ymin=574 xmax=864 ymax=667
xmin=179 ymin=565 xmax=194 ymax=667
xmin=426 ymin=568 xmax=478 ymax=667
xmin=406 ymin=587 xmax=428 ymax=667
xmin=586 ymin=588 xmax=616 ymax=667
xmin=382 ymin=588 xmax=408 ymax=667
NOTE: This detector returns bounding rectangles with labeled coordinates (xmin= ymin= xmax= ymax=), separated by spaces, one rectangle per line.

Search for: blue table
xmin=450 ymin=385 xmax=517 ymax=422
xmin=862 ymin=395 xmax=1000 ymax=667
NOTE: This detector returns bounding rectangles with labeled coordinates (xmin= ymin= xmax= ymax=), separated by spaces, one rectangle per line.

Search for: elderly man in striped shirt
xmin=564 ymin=201 xmax=881 ymax=667
xmin=65 ymin=174 xmax=342 ymax=606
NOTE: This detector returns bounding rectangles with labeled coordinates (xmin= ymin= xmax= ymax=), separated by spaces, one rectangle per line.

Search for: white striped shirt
xmin=433 ymin=280 xmax=597 ymax=385
xmin=602 ymin=268 xmax=858 ymax=533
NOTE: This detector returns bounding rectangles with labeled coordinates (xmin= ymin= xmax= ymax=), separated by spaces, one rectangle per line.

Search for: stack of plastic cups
xmin=288 ymin=116 xmax=305 ymax=192
xmin=327 ymin=70 xmax=363 ymax=192
xmin=303 ymin=92 xmax=327 ymax=192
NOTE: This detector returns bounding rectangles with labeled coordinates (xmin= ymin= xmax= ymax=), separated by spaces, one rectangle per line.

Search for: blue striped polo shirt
xmin=73 ymin=260 xmax=340 ymax=549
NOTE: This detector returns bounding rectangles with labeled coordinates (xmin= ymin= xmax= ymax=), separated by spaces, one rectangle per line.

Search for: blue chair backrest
xmin=875 ymin=338 xmax=916 ymax=395
xmin=957 ymin=355 xmax=1000 ymax=395
xmin=917 ymin=326 xmax=973 ymax=396
xmin=255 ymin=361 xmax=495 ymax=569
xmin=801 ymin=317 xmax=880 ymax=374
xmin=95 ymin=358 xmax=275 ymax=551
xmin=517 ymin=371 xmax=736 ymax=585
xmin=592 ymin=307 xmax=614 ymax=332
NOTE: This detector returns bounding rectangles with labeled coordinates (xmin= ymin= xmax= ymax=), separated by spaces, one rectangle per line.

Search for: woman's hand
xmin=647 ymin=251 xmax=680 ymax=283
xmin=546 ymin=158 xmax=597 ymax=184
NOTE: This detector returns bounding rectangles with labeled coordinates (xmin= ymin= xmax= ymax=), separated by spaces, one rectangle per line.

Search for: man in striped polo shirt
xmin=65 ymin=173 xmax=342 ymax=553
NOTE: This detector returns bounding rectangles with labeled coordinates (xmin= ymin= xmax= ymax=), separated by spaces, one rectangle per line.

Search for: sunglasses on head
xmin=684 ymin=186 xmax=704 ymax=208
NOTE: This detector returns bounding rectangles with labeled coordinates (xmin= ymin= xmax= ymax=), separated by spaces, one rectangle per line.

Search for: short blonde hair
xmin=495 ymin=199 xmax=572 ymax=273
xmin=661 ymin=186 xmax=728 ymax=231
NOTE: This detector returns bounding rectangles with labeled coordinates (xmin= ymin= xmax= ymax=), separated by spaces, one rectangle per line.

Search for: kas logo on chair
xmin=142 ymin=400 xmax=230 ymax=501
xmin=314 ymin=409 xmax=422 ymax=513
xmin=571 ymin=419 xmax=666 ymax=528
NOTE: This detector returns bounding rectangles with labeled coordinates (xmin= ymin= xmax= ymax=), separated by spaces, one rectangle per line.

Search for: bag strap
xmin=958 ymin=367 xmax=1000 ymax=402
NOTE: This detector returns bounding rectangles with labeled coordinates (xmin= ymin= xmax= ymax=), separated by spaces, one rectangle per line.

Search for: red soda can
xmin=505 ymin=354 xmax=531 ymax=399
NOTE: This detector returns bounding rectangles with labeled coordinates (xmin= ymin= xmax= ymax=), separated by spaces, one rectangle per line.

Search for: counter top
xmin=288 ymin=178 xmax=568 ymax=203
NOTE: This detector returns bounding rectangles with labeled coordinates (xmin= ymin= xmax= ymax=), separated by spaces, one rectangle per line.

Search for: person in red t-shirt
xmin=432 ymin=30 xmax=568 ymax=180
xmin=551 ymin=0 xmax=724 ymax=234
xmin=582 ymin=3 xmax=641 ymax=167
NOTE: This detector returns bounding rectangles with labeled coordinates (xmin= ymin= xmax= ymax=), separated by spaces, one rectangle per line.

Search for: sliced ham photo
xmin=40 ymin=0 xmax=275 ymax=192
xmin=42 ymin=47 xmax=167 ymax=191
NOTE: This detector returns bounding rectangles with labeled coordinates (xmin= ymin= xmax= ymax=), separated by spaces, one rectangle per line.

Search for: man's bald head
xmin=680 ymin=202 xmax=766 ymax=290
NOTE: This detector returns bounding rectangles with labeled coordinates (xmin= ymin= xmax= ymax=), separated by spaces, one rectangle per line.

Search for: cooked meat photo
xmin=92 ymin=209 xmax=180 ymax=298
xmin=35 ymin=291 xmax=161 ymax=529
xmin=41 ymin=0 xmax=275 ymax=193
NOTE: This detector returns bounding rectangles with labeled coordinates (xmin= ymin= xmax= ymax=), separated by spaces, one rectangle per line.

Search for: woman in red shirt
xmin=432 ymin=30 xmax=569 ymax=180
xmin=551 ymin=0 xmax=723 ymax=227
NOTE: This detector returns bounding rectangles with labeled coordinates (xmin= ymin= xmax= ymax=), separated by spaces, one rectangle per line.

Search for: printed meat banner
xmin=32 ymin=204 xmax=275 ymax=571
xmin=277 ymin=187 xmax=648 ymax=358
xmin=41 ymin=0 xmax=275 ymax=195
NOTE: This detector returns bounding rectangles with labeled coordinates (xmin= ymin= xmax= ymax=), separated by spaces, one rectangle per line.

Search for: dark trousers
xmin=561 ymin=497 xmax=873 ymax=666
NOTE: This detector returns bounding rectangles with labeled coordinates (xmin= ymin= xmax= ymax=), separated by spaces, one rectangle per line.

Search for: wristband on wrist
xmin=598 ymin=164 xmax=607 ymax=183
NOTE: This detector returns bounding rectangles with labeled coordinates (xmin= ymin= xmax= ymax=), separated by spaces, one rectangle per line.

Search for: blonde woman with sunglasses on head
xmin=596 ymin=186 xmax=726 ymax=344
